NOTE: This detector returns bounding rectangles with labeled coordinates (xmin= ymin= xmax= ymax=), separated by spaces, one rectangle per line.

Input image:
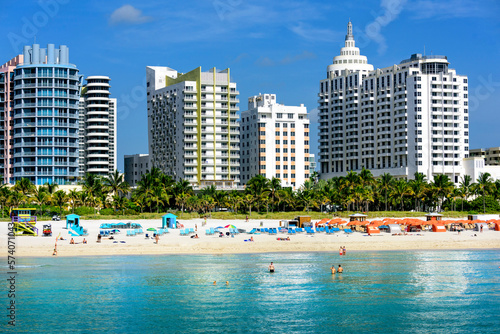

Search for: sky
xmin=1 ymin=0 xmax=499 ymax=172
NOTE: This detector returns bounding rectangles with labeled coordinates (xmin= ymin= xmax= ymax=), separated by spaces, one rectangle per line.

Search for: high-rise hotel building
xmin=0 ymin=55 xmax=23 ymax=184
xmin=146 ymin=66 xmax=240 ymax=188
xmin=12 ymin=44 xmax=81 ymax=185
xmin=318 ymin=22 xmax=469 ymax=183
xmin=240 ymin=94 xmax=310 ymax=189
xmin=79 ymin=76 xmax=117 ymax=177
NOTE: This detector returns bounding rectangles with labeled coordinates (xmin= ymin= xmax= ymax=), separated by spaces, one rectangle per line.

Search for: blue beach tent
xmin=162 ymin=213 xmax=177 ymax=229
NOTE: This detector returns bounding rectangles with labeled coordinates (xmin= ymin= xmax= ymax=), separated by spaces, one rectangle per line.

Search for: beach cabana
xmin=66 ymin=214 xmax=80 ymax=229
xmin=388 ymin=224 xmax=401 ymax=234
xmin=349 ymin=213 xmax=367 ymax=222
xmin=425 ymin=213 xmax=443 ymax=221
xmin=162 ymin=213 xmax=177 ymax=229
xmin=366 ymin=225 xmax=380 ymax=234
xmin=432 ymin=223 xmax=446 ymax=232
xmin=494 ymin=222 xmax=500 ymax=231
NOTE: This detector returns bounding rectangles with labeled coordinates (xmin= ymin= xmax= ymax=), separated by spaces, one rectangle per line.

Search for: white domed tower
xmin=326 ymin=20 xmax=373 ymax=78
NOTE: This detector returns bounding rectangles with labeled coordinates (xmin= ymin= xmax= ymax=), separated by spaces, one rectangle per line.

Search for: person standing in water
xmin=331 ymin=265 xmax=336 ymax=274
xmin=343 ymin=246 xmax=346 ymax=255
xmin=269 ymin=262 xmax=275 ymax=273
xmin=338 ymin=265 xmax=343 ymax=273
xmin=339 ymin=247 xmax=343 ymax=256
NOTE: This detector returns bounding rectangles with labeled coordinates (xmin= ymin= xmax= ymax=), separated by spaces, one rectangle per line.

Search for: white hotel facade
xmin=318 ymin=21 xmax=469 ymax=183
xmin=146 ymin=66 xmax=241 ymax=188
xmin=240 ymin=94 xmax=310 ymax=190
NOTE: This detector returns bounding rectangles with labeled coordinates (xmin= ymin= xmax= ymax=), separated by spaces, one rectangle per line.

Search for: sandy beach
xmin=1 ymin=216 xmax=499 ymax=257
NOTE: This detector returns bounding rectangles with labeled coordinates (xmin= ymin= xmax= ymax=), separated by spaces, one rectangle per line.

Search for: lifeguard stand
xmin=162 ymin=213 xmax=177 ymax=229
xmin=66 ymin=214 xmax=88 ymax=236
xmin=349 ymin=213 xmax=367 ymax=222
xmin=11 ymin=208 xmax=38 ymax=236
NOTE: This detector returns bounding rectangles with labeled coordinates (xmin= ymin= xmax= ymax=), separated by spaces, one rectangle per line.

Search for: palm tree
xmin=476 ymin=172 xmax=493 ymax=213
xmin=104 ymin=170 xmax=130 ymax=198
xmin=431 ymin=174 xmax=454 ymax=212
xmin=52 ymin=190 xmax=68 ymax=216
xmin=379 ymin=173 xmax=394 ymax=211
xmin=13 ymin=178 xmax=35 ymax=196
xmin=68 ymin=189 xmax=80 ymax=213
xmin=175 ymin=192 xmax=190 ymax=216
xmin=32 ymin=189 xmax=50 ymax=216
xmin=80 ymin=173 xmax=105 ymax=202
xmin=0 ymin=186 xmax=10 ymax=217
xmin=459 ymin=175 xmax=474 ymax=211
xmin=409 ymin=172 xmax=427 ymax=212
xmin=391 ymin=179 xmax=414 ymax=211
xmin=268 ymin=177 xmax=282 ymax=212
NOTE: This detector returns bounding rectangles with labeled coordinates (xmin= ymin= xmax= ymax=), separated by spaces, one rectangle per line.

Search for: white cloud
xmin=290 ymin=22 xmax=342 ymax=42
xmin=109 ymin=5 xmax=153 ymax=25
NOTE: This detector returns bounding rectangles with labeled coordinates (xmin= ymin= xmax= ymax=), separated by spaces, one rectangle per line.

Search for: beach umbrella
xmin=224 ymin=224 xmax=236 ymax=228
xmin=147 ymin=228 xmax=156 ymax=231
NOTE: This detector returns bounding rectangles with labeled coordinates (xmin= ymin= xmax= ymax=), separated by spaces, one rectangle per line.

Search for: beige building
xmin=469 ymin=147 xmax=500 ymax=166
xmin=240 ymin=94 xmax=310 ymax=190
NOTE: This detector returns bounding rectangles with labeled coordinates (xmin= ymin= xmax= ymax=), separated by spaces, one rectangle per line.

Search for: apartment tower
xmin=79 ymin=76 xmax=117 ymax=177
xmin=146 ymin=66 xmax=240 ymax=188
xmin=12 ymin=44 xmax=81 ymax=185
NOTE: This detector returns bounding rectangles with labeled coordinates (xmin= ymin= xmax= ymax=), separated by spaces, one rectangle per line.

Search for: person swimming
xmin=338 ymin=264 xmax=343 ymax=273
xmin=269 ymin=262 xmax=275 ymax=273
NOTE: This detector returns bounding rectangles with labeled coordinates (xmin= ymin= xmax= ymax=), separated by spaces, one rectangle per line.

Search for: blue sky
xmin=1 ymin=0 xmax=499 ymax=171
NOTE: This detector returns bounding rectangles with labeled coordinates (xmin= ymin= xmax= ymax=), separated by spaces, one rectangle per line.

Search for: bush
xmin=99 ymin=208 xmax=115 ymax=216
xmin=124 ymin=208 xmax=139 ymax=215
xmin=469 ymin=196 xmax=500 ymax=213
xmin=74 ymin=206 xmax=95 ymax=216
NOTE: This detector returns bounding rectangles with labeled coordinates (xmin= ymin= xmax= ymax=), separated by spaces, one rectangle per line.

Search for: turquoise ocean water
xmin=2 ymin=250 xmax=500 ymax=333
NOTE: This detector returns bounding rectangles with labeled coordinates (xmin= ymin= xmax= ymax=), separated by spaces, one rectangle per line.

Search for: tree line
xmin=1 ymin=167 xmax=499 ymax=217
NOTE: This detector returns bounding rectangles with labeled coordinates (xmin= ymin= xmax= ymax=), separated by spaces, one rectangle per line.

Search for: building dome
xmin=327 ymin=21 xmax=373 ymax=77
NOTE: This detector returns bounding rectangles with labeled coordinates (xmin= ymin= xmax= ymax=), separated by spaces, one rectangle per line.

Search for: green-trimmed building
xmin=146 ymin=66 xmax=241 ymax=189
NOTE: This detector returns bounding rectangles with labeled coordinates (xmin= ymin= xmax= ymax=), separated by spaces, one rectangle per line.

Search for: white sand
xmin=1 ymin=217 xmax=499 ymax=257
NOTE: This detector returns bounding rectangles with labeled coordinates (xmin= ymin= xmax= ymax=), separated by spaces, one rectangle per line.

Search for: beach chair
xmin=136 ymin=229 xmax=143 ymax=234
xmin=248 ymin=228 xmax=256 ymax=234
xmin=296 ymin=228 xmax=303 ymax=233
xmin=344 ymin=228 xmax=353 ymax=234
xmin=164 ymin=228 xmax=169 ymax=234
xmin=189 ymin=228 xmax=195 ymax=234
xmin=209 ymin=228 xmax=215 ymax=235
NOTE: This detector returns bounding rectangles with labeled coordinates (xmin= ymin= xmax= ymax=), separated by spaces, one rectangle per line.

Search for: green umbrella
xmin=147 ymin=228 xmax=156 ymax=231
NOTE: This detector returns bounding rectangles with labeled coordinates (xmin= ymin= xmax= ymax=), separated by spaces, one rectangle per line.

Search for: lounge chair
xmin=344 ymin=228 xmax=353 ymax=234
xmin=248 ymin=228 xmax=257 ymax=234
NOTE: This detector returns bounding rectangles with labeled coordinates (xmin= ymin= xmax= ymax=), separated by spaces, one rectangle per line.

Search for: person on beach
xmin=83 ymin=238 xmax=87 ymax=244
xmin=339 ymin=247 xmax=343 ymax=256
xmin=97 ymin=234 xmax=102 ymax=243
xmin=250 ymin=236 xmax=254 ymax=242
xmin=195 ymin=224 xmax=197 ymax=232
xmin=53 ymin=248 xmax=57 ymax=256
xmin=338 ymin=265 xmax=343 ymax=273
xmin=246 ymin=215 xmax=249 ymax=222
xmin=343 ymin=246 xmax=346 ymax=255
xmin=331 ymin=265 xmax=336 ymax=274
xmin=269 ymin=262 xmax=275 ymax=273
xmin=70 ymin=238 xmax=75 ymax=244
xmin=155 ymin=234 xmax=160 ymax=244
xmin=480 ymin=225 xmax=483 ymax=233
